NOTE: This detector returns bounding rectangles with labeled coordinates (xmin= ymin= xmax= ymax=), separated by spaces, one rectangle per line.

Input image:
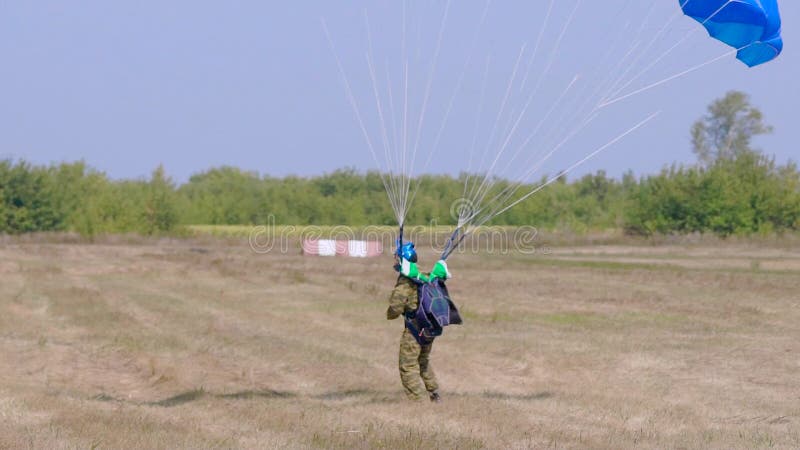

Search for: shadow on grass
xmin=149 ymin=388 xmax=298 ymax=406
xmin=313 ymin=388 xmax=397 ymax=404
xmin=150 ymin=388 xmax=207 ymax=407
xmin=479 ymin=391 xmax=553 ymax=401
xmin=314 ymin=388 xmax=373 ymax=400
xmin=93 ymin=387 xmax=549 ymax=407
xmin=219 ymin=389 xmax=297 ymax=400
xmin=91 ymin=387 xmax=397 ymax=407
xmin=218 ymin=388 xmax=391 ymax=402
xmin=452 ymin=391 xmax=555 ymax=402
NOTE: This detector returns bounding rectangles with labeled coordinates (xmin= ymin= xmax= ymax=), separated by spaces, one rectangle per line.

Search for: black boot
xmin=429 ymin=391 xmax=441 ymax=403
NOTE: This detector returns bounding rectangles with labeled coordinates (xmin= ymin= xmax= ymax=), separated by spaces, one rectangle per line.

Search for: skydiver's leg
xmin=398 ymin=328 xmax=426 ymax=400
xmin=419 ymin=341 xmax=439 ymax=394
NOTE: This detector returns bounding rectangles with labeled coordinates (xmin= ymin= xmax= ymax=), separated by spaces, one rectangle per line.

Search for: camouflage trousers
xmin=399 ymin=327 xmax=438 ymax=400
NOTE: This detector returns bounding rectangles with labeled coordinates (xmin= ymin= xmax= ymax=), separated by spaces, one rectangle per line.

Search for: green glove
xmin=430 ymin=260 xmax=452 ymax=281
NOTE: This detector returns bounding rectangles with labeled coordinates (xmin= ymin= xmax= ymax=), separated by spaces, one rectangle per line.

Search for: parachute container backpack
xmin=408 ymin=279 xmax=462 ymax=344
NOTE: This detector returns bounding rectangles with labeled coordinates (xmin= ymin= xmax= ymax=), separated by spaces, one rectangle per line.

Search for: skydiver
xmin=386 ymin=241 xmax=452 ymax=402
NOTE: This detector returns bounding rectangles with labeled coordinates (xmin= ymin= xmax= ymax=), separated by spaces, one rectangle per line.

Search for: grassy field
xmin=1 ymin=237 xmax=799 ymax=449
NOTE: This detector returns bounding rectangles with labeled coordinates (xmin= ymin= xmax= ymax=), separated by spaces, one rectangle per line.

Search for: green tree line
xmin=3 ymin=155 xmax=797 ymax=237
xmin=1 ymin=92 xmax=797 ymax=236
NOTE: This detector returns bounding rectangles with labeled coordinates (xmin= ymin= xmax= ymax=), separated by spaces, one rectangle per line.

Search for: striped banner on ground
xmin=301 ymin=239 xmax=383 ymax=258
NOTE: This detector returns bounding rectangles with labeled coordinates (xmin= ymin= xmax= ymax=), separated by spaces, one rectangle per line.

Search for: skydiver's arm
xmin=398 ymin=259 xmax=429 ymax=283
xmin=387 ymin=276 xmax=414 ymax=320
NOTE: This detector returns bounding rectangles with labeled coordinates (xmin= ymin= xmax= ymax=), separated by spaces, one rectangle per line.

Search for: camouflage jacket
xmin=386 ymin=275 xmax=421 ymax=320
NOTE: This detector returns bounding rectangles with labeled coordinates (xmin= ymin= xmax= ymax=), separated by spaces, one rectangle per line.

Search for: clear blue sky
xmin=1 ymin=1 xmax=796 ymax=183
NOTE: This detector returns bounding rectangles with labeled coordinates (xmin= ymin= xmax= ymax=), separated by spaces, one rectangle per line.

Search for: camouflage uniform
xmin=387 ymin=274 xmax=439 ymax=400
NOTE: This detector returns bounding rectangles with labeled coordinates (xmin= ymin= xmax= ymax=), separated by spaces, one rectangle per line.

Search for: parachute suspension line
xmin=477 ymin=111 xmax=661 ymax=227
xmin=598 ymin=48 xmax=737 ymax=109
xmin=601 ymin=7 xmax=683 ymax=104
xmin=403 ymin=0 xmax=452 ymax=223
xmin=461 ymin=53 xmax=493 ymax=222
xmin=384 ymin=62 xmax=400 ymax=163
xmin=463 ymin=44 xmax=528 ymax=213
xmin=601 ymin=1 xmax=732 ymax=108
xmin=500 ymin=1 xmax=579 ymax=170
xmin=533 ymin=36 xmax=633 ymax=161
xmin=426 ymin=0 xmax=492 ymax=158
xmin=406 ymin=0 xmax=493 ymax=222
xmin=321 ymin=18 xmax=401 ymax=223
xmin=523 ymin=0 xmax=583 ymax=105
xmin=476 ymin=44 xmax=528 ymax=177
xmin=537 ymin=0 xmax=650 ymax=144
xmin=465 ymin=44 xmax=534 ymax=214
xmin=364 ymin=11 xmax=403 ymax=223
xmin=470 ymin=74 xmax=581 ymax=218
xmin=594 ymin=39 xmax=642 ymax=104
xmin=381 ymin=7 xmax=405 ymax=219
xmin=466 ymin=0 xmax=582 ymax=218
xmin=586 ymin=0 xmax=640 ymax=91
xmin=602 ymin=27 xmax=699 ymax=105
xmin=454 ymin=111 xmax=622 ymax=254
xmin=531 ymin=10 xmax=653 ymax=160
xmin=465 ymin=111 xmax=601 ymax=228
xmin=466 ymin=10 xmax=583 ymax=225
xmin=483 ymin=111 xmax=660 ymax=225
xmin=518 ymin=107 xmax=600 ymax=179
xmin=383 ymin=61 xmax=405 ymax=217
xmin=457 ymin=45 xmax=525 ymax=227
xmin=545 ymin=2 xmax=643 ymax=138
xmin=490 ymin=59 xmax=581 ymax=198
xmin=470 ymin=20 xmax=635 ymax=227
xmin=462 ymin=0 xmax=550 ymax=221
xmin=462 ymin=108 xmax=594 ymax=229
xmin=400 ymin=0 xmax=409 ymax=225
xmin=577 ymin=31 xmax=644 ymax=120
xmin=476 ymin=93 xmax=595 ymax=223
xmin=474 ymin=0 xmax=632 ymax=224
xmin=459 ymin=0 xmax=667 ymax=235
xmin=530 ymin=67 xmax=624 ymax=174
xmin=518 ymin=0 xmax=556 ymax=93
xmin=381 ymin=67 xmax=406 ymax=222
xmin=400 ymin=56 xmax=409 ymax=222
xmin=495 ymin=73 xmax=582 ymax=183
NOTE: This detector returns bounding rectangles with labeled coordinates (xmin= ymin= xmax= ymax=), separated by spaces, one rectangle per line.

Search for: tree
xmin=0 ymin=160 xmax=62 ymax=233
xmin=691 ymin=91 xmax=772 ymax=166
xmin=179 ymin=166 xmax=263 ymax=224
xmin=143 ymin=165 xmax=178 ymax=234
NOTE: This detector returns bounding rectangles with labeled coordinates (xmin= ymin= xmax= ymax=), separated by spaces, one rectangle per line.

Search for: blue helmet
xmin=397 ymin=242 xmax=417 ymax=263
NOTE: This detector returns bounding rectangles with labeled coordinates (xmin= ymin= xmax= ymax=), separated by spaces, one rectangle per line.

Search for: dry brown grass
xmin=1 ymin=239 xmax=799 ymax=449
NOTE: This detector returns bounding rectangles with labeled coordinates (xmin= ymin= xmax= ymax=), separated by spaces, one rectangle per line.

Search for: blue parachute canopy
xmin=680 ymin=0 xmax=783 ymax=67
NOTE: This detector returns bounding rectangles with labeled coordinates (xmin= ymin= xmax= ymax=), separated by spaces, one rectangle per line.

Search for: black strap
xmin=404 ymin=317 xmax=433 ymax=346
